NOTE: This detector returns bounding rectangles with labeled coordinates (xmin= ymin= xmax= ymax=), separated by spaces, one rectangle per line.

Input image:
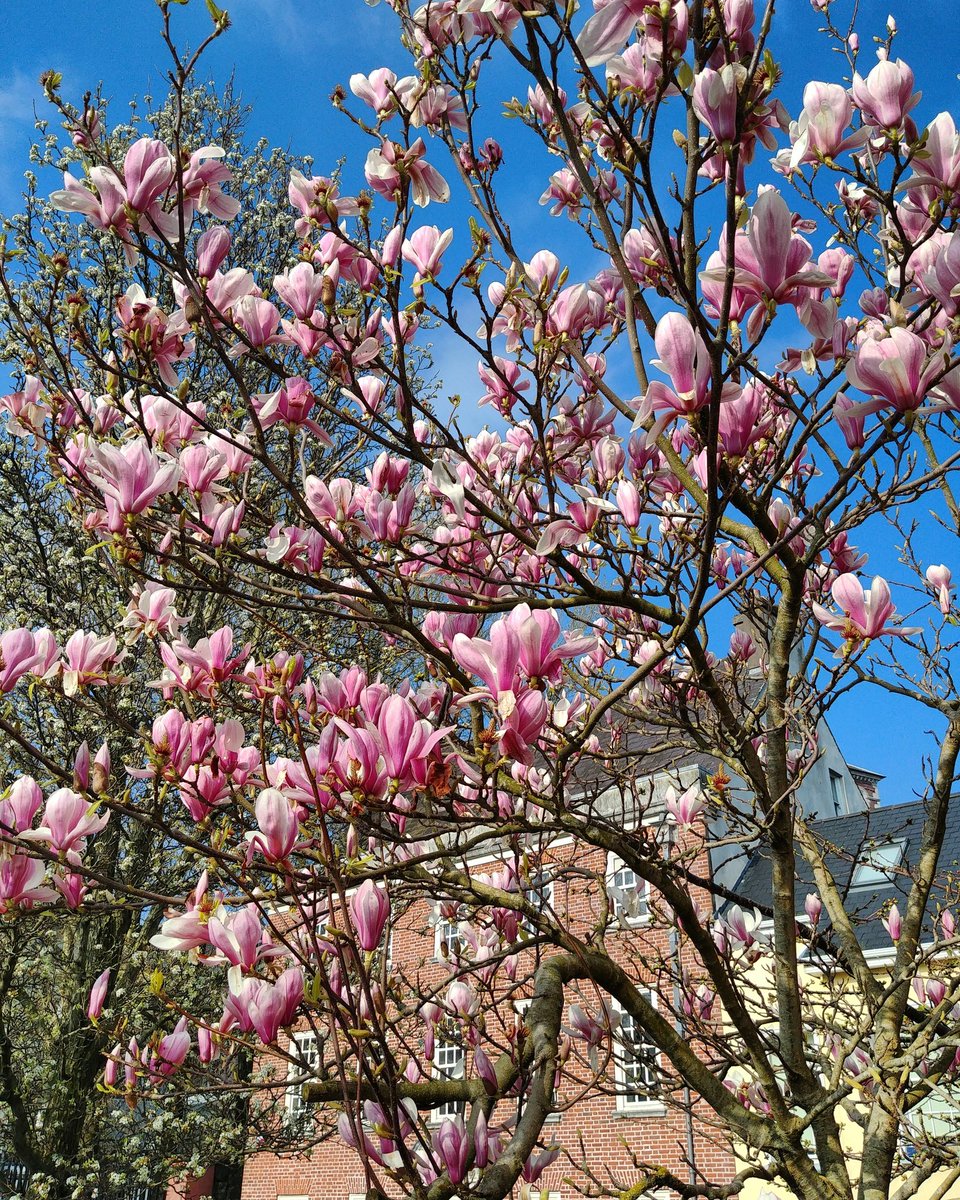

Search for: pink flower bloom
xmin=926 ymin=564 xmax=953 ymax=614
xmin=804 ymin=893 xmax=823 ymax=925
xmin=432 ymin=1116 xmax=469 ymax=1185
xmin=122 ymin=138 xmax=176 ymax=212
xmin=851 ymin=58 xmax=920 ymax=129
xmin=155 ymin=626 xmax=249 ymax=700
xmin=350 ymin=67 xmax=400 ymax=119
xmin=288 ymin=170 xmax=361 ymax=236
xmin=350 ymin=880 xmax=390 ymax=951
xmin=845 ymin=328 xmax=946 ymax=415
xmin=692 ymin=65 xmax=742 ymax=143
xmin=247 ymin=788 xmax=301 ymax=862
xmin=636 ymin=312 xmax=742 ymax=443
xmin=834 ymin=394 xmax=866 ymax=451
xmin=788 ymin=82 xmax=868 ymax=168
xmin=183 ymin=145 xmax=240 ymax=221
xmin=446 ymin=980 xmax=478 ymax=1018
xmin=196 ymin=225 xmax=231 ymax=278
xmin=19 ymin=787 xmax=110 ymax=864
xmin=86 ymin=438 xmax=180 ymax=529
xmin=666 ymin=784 xmax=705 ymax=826
xmin=0 ymin=629 xmax=45 ymax=693
xmin=883 ymin=902 xmax=902 ymax=942
xmin=0 ymin=776 xmax=43 ymax=834
xmin=273 ymin=262 xmax=327 ymax=320
xmin=0 ymin=855 xmax=56 ymax=911
xmin=0 ymin=375 xmax=50 ymax=437
xmin=60 ymin=631 xmax=122 ymax=697
xmin=364 ymin=138 xmax=449 ymax=207
xmin=231 ymin=296 xmax=281 ymax=351
xmin=577 ymin=0 xmax=651 ymax=66
xmin=812 ymin=574 xmax=918 ymax=643
xmin=87 ymin=969 xmax=111 ymax=1021
xmin=50 ymin=166 xmax=133 ymax=252
xmin=401 ymin=225 xmax=454 ymax=284
xmin=122 ymin=582 xmax=185 ymax=644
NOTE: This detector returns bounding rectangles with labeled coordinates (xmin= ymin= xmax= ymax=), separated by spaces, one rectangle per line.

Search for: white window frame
xmin=613 ymin=994 xmax=665 ymax=1114
xmin=850 ymin=839 xmax=906 ymax=888
xmin=285 ymin=1031 xmax=319 ymax=1126
xmin=606 ymin=853 xmax=650 ymax=923
xmin=433 ymin=902 xmax=464 ymax=960
xmin=522 ymin=871 xmax=555 ymax=933
xmin=431 ymin=1032 xmax=465 ymax=1123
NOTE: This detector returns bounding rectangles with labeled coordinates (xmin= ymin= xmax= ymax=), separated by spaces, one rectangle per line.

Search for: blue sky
xmin=2 ymin=0 xmax=959 ymax=803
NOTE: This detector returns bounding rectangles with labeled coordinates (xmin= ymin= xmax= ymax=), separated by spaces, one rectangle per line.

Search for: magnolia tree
xmin=1 ymin=2 xmax=960 ymax=1199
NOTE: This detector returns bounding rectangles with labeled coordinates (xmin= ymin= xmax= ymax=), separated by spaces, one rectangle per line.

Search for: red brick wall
xmin=240 ymin=817 xmax=735 ymax=1200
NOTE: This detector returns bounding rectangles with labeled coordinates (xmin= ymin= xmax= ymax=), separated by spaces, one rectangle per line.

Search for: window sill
xmin=612 ymin=1103 xmax=667 ymax=1118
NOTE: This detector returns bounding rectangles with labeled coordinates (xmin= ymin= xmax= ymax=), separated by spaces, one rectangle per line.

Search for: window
xmin=829 ymin=769 xmax=846 ymax=816
xmin=850 ymin=840 xmax=906 ymax=888
xmin=614 ymin=996 xmax=662 ymax=1111
xmin=522 ymin=871 xmax=554 ymax=932
xmin=433 ymin=903 xmax=463 ymax=959
xmin=432 ymin=1034 xmax=465 ymax=1122
xmin=607 ymin=854 xmax=649 ymax=922
xmin=285 ymin=1032 xmax=319 ymax=1126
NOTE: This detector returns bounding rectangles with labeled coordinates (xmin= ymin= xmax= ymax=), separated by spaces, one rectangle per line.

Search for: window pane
xmin=850 ymin=840 xmax=905 ymax=887
xmin=286 ymin=1033 xmax=319 ymax=1124
xmin=616 ymin=999 xmax=659 ymax=1106
xmin=433 ymin=1038 xmax=465 ymax=1120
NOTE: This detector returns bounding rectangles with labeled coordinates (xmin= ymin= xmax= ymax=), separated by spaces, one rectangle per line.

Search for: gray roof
xmin=732 ymin=796 xmax=960 ymax=951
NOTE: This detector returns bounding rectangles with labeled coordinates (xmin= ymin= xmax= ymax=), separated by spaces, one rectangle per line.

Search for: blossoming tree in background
xmin=1 ymin=2 xmax=960 ymax=1200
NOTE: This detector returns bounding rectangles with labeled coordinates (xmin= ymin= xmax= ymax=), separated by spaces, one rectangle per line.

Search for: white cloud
xmin=0 ymin=69 xmax=44 ymax=214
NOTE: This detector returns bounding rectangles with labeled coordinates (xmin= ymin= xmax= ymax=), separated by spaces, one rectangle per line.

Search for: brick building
xmin=234 ymin=718 xmax=870 ymax=1200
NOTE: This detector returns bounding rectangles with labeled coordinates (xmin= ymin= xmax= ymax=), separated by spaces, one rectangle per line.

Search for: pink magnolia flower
xmin=61 ymin=631 xmax=122 ymax=696
xmin=788 ymin=82 xmax=868 ymax=168
xmin=401 ymin=226 xmax=454 ymax=284
xmin=196 ymin=225 xmax=231 ymax=278
xmin=926 ymin=564 xmax=954 ymax=614
xmin=0 ymin=776 xmax=43 ymax=834
xmin=851 ymin=58 xmax=920 ymax=129
xmin=150 ymin=872 xmax=223 ymax=954
xmin=365 ymin=138 xmax=449 ymax=207
xmin=666 ymin=784 xmax=705 ymax=826
xmin=804 ymin=894 xmax=823 ymax=925
xmin=446 ymin=980 xmax=478 ymax=1018
xmin=432 ymin=1116 xmax=470 ymax=1185
xmin=288 ymin=170 xmax=361 ymax=235
xmin=182 ymin=145 xmax=240 ymax=221
xmin=86 ymin=438 xmax=180 ymax=530
xmin=247 ymin=788 xmax=301 ymax=862
xmin=812 ymin=574 xmax=918 ymax=644
xmin=122 ymin=138 xmax=176 ymax=213
xmin=350 ymin=880 xmax=390 ymax=951
xmin=19 ymin=787 xmax=110 ymax=864
xmin=87 ymin=969 xmax=111 ymax=1021
xmin=350 ymin=67 xmax=400 ymax=119
xmin=0 ymin=629 xmax=47 ymax=693
xmin=635 ymin=311 xmax=741 ymax=443
xmin=122 ymin=582 xmax=185 ymax=644
xmin=50 ymin=166 xmax=133 ymax=254
xmin=230 ymin=296 xmax=281 ymax=352
xmin=692 ymin=65 xmax=742 ymax=143
xmin=883 ymin=902 xmax=902 ymax=942
xmin=0 ymin=376 xmax=50 ymax=437
xmin=577 ymin=0 xmax=653 ymax=66
xmin=273 ymin=262 xmax=327 ymax=320
xmin=0 ymin=855 xmax=56 ymax=911
xmin=845 ymin=328 xmax=946 ymax=415
xmin=155 ymin=626 xmax=249 ymax=700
